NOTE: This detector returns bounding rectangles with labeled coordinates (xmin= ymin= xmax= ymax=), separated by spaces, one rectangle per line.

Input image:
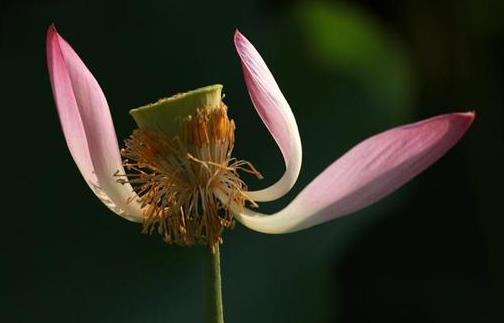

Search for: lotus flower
xmin=47 ymin=25 xmax=474 ymax=242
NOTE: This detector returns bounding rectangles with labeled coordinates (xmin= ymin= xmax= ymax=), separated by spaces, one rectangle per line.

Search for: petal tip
xmin=233 ymin=29 xmax=243 ymax=40
xmin=46 ymin=24 xmax=63 ymax=54
xmin=47 ymin=24 xmax=58 ymax=41
xmin=233 ymin=29 xmax=249 ymax=48
xmin=453 ymin=110 xmax=476 ymax=130
xmin=46 ymin=24 xmax=61 ymax=73
xmin=463 ymin=110 xmax=476 ymax=121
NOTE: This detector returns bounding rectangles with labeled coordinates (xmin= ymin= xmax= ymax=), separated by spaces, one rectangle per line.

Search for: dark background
xmin=2 ymin=0 xmax=502 ymax=322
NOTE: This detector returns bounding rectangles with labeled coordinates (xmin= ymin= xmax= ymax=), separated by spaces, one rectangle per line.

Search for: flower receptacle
xmin=129 ymin=84 xmax=223 ymax=138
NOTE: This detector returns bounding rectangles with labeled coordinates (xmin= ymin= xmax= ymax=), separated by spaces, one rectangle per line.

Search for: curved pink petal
xmin=234 ymin=30 xmax=302 ymax=202
xmin=47 ymin=25 xmax=143 ymax=222
xmin=220 ymin=112 xmax=475 ymax=233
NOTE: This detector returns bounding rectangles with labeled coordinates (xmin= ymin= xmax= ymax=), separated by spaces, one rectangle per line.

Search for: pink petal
xmin=47 ymin=25 xmax=143 ymax=222
xmin=234 ymin=30 xmax=302 ymax=202
xmin=223 ymin=112 xmax=475 ymax=233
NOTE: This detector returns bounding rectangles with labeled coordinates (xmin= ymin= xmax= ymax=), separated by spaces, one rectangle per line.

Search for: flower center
xmin=118 ymin=103 xmax=261 ymax=248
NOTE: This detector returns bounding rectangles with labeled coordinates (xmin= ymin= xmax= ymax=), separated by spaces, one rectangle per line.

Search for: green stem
xmin=206 ymin=244 xmax=224 ymax=323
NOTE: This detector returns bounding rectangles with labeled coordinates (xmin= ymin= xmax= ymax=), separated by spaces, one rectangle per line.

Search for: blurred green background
xmin=2 ymin=0 xmax=502 ymax=322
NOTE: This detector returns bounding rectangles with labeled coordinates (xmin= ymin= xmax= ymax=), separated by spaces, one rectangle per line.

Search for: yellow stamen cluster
xmin=118 ymin=103 xmax=261 ymax=248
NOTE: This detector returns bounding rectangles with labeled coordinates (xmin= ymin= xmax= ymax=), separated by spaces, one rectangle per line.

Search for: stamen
xmin=118 ymin=103 xmax=261 ymax=248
